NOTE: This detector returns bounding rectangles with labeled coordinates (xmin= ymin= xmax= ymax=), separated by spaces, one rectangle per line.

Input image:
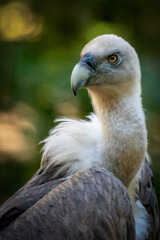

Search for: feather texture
xmin=41 ymin=114 xmax=103 ymax=176
xmin=0 ymin=168 xmax=136 ymax=240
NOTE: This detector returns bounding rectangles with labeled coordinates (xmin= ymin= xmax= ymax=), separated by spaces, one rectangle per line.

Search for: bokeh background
xmin=0 ymin=0 xmax=160 ymax=210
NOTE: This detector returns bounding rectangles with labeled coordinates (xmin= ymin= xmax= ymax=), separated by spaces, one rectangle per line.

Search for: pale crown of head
xmin=71 ymin=34 xmax=141 ymax=99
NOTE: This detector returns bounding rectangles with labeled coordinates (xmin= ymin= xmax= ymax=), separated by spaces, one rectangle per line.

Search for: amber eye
xmin=108 ymin=54 xmax=118 ymax=63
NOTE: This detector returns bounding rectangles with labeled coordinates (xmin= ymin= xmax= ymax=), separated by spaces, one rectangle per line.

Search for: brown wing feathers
xmin=0 ymin=168 xmax=136 ymax=240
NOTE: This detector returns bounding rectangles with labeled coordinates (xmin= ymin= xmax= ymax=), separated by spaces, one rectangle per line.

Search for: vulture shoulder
xmin=0 ymin=168 xmax=135 ymax=240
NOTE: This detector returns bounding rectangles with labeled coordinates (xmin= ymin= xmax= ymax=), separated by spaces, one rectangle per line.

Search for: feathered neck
xmin=88 ymin=86 xmax=147 ymax=187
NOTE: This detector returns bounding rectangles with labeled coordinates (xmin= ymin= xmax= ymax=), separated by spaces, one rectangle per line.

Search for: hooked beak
xmin=71 ymin=54 xmax=96 ymax=96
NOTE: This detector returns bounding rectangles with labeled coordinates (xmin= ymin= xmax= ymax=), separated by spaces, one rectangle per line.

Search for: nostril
xmin=86 ymin=61 xmax=94 ymax=69
xmin=81 ymin=53 xmax=96 ymax=71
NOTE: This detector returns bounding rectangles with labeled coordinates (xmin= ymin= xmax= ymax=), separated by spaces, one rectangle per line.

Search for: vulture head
xmin=71 ymin=34 xmax=141 ymax=100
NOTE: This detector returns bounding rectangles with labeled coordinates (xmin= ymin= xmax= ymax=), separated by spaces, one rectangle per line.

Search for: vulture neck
xmin=88 ymin=86 xmax=147 ymax=188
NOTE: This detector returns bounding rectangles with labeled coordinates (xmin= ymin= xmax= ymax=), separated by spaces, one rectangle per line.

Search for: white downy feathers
xmin=41 ymin=114 xmax=103 ymax=176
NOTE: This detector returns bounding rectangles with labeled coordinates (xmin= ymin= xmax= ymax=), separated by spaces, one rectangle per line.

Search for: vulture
xmin=0 ymin=34 xmax=159 ymax=240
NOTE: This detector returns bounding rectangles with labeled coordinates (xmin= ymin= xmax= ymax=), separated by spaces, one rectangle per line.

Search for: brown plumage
xmin=0 ymin=162 xmax=158 ymax=239
xmin=0 ymin=168 xmax=135 ymax=240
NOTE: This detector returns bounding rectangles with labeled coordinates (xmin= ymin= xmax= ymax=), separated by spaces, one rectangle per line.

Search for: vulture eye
xmin=108 ymin=54 xmax=118 ymax=63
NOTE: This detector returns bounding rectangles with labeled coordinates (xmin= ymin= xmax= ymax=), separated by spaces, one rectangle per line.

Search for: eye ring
xmin=108 ymin=54 xmax=118 ymax=63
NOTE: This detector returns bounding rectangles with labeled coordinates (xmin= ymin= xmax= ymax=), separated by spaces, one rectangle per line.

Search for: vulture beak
xmin=71 ymin=54 xmax=96 ymax=96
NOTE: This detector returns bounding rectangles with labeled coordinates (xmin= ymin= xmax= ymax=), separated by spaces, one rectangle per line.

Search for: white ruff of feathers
xmin=41 ymin=114 xmax=103 ymax=176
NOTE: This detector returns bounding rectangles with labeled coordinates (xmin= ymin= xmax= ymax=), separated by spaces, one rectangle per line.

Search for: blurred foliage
xmin=0 ymin=0 xmax=160 ymax=210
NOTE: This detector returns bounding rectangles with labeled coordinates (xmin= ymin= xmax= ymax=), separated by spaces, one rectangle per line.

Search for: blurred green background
xmin=0 ymin=0 xmax=160 ymax=209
